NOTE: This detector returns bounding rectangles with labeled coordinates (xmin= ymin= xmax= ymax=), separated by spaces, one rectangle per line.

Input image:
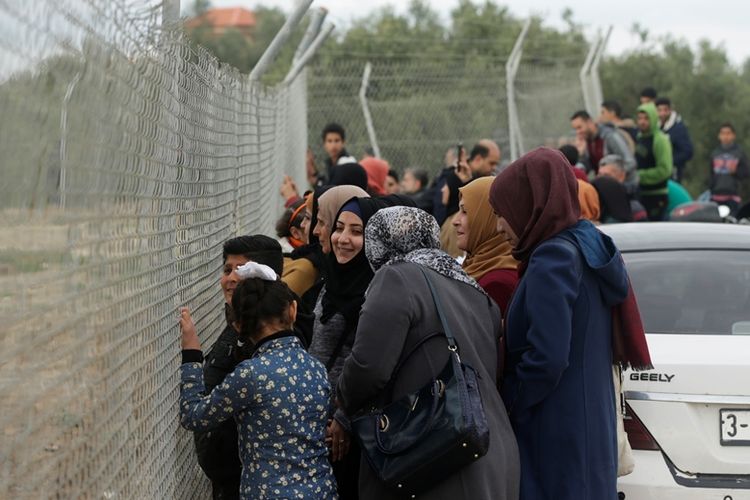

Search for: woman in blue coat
xmin=488 ymin=147 xmax=630 ymax=500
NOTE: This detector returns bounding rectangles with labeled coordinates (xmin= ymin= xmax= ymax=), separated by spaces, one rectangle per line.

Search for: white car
xmin=601 ymin=223 xmax=750 ymax=500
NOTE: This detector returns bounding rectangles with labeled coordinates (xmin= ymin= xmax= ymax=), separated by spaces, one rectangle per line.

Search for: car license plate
xmin=720 ymin=409 xmax=750 ymax=445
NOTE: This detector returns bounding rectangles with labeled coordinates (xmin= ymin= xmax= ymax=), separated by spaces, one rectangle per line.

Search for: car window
xmin=622 ymin=250 xmax=750 ymax=335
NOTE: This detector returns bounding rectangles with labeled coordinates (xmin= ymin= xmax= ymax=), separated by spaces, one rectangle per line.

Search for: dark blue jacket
xmin=662 ymin=113 xmax=694 ymax=169
xmin=502 ymin=220 xmax=628 ymax=500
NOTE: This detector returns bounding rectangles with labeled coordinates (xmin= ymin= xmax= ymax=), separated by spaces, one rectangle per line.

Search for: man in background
xmin=634 ymin=102 xmax=673 ymax=220
xmin=401 ymin=167 xmax=432 ymax=213
xmin=599 ymin=99 xmax=637 ymax=143
xmin=571 ymin=110 xmax=638 ymax=193
xmin=640 ymin=86 xmax=657 ymax=104
xmin=432 ymin=139 xmax=501 ymax=225
xmin=709 ymin=122 xmax=749 ymax=215
xmin=656 ymin=97 xmax=694 ymax=182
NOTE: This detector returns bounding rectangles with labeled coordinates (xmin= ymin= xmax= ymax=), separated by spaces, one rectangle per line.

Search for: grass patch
xmin=0 ymin=250 xmax=70 ymax=274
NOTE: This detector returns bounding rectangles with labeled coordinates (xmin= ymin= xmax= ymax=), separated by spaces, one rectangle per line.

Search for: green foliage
xmin=185 ymin=5 xmax=294 ymax=79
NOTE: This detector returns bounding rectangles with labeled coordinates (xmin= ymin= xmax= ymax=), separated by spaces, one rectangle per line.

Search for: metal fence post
xmin=580 ymin=36 xmax=600 ymax=117
xmin=590 ymin=26 xmax=613 ymax=113
xmin=293 ymin=7 xmax=327 ymax=63
xmin=59 ymin=71 xmax=82 ymax=210
xmin=161 ymin=0 xmax=180 ymax=27
xmin=249 ymin=0 xmax=313 ymax=82
xmin=283 ymin=22 xmax=334 ymax=85
xmin=359 ymin=62 xmax=381 ymax=158
xmin=506 ymin=19 xmax=531 ymax=161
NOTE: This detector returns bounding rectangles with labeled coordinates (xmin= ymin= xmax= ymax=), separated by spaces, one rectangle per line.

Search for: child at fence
xmin=275 ymin=198 xmax=307 ymax=254
xmin=189 ymin=236 xmax=284 ymax=499
xmin=178 ymin=262 xmax=337 ymax=499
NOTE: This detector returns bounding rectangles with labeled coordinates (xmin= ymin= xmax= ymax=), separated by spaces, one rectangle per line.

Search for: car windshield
xmin=623 ymin=250 xmax=750 ymax=335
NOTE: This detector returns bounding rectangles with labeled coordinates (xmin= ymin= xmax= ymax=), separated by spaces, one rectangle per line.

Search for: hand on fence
xmin=179 ymin=307 xmax=201 ymax=350
xmin=280 ymin=175 xmax=299 ymax=200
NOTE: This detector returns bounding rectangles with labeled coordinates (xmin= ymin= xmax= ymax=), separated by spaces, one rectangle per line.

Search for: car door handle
xmin=625 ymin=391 xmax=750 ymax=405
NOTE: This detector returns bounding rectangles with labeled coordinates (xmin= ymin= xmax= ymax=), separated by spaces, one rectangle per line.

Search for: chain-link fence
xmin=0 ymin=0 xmax=307 ymax=497
xmin=0 ymin=1 xmax=600 ymax=496
xmin=307 ymin=32 xmax=589 ymax=178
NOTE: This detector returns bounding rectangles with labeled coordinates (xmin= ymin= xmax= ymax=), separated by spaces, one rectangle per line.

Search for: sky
xmin=197 ymin=0 xmax=750 ymax=66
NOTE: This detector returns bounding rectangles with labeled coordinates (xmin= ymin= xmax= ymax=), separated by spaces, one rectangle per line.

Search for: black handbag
xmin=350 ymin=266 xmax=490 ymax=498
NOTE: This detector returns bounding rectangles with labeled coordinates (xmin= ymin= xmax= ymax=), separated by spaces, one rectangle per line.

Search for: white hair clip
xmin=235 ymin=261 xmax=278 ymax=281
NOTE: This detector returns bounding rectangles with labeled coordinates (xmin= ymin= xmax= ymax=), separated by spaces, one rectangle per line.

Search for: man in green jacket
xmin=635 ymin=102 xmax=673 ymax=220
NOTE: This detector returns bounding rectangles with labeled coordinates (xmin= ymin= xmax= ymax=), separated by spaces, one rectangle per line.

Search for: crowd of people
xmin=174 ymin=86 xmax=744 ymax=500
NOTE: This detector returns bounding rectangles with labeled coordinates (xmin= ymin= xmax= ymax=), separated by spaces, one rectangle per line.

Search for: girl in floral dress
xmin=178 ymin=262 xmax=337 ymax=499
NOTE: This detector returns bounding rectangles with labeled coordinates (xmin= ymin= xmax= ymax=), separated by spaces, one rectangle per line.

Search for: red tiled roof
xmin=186 ymin=7 xmax=256 ymax=29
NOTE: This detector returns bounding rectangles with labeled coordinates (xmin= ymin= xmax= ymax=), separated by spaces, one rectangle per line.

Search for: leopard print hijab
xmin=365 ymin=206 xmax=485 ymax=294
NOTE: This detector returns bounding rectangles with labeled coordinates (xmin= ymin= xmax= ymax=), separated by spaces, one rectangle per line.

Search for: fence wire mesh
xmin=0 ymin=1 xmax=305 ymax=498
xmin=1 ymin=1 xmax=594 ymax=497
xmin=307 ymin=39 xmax=588 ymax=176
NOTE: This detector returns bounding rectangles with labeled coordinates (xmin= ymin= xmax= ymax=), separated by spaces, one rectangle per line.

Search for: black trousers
xmin=332 ymin=441 xmax=361 ymax=499
xmin=640 ymin=193 xmax=668 ymax=221
xmin=210 ymin=476 xmax=241 ymax=500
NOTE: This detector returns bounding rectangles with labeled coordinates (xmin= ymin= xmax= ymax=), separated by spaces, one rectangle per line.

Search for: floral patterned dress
xmin=180 ymin=331 xmax=337 ymax=499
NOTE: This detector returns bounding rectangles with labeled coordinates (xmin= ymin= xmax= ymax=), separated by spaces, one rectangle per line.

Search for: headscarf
xmin=320 ymin=193 xmax=417 ymax=327
xmin=360 ymin=157 xmax=390 ymax=195
xmin=488 ymin=147 xmax=580 ymax=263
xmin=577 ymin=179 xmax=601 ymax=222
xmin=317 ymin=185 xmax=369 ymax=237
xmin=365 ymin=206 xmax=485 ymax=294
xmin=444 ymin=170 xmax=463 ymax=218
xmin=289 ymin=186 xmax=329 ymax=266
xmin=317 ymin=185 xmax=371 ymax=329
xmin=458 ymin=177 xmax=518 ymax=280
xmin=353 ymin=194 xmax=417 ymax=225
xmin=329 ymin=162 xmax=369 ymax=191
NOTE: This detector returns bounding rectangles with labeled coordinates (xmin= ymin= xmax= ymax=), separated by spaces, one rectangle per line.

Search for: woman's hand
xmin=325 ymin=418 xmax=351 ymax=462
xmin=280 ymin=175 xmax=299 ymax=200
xmin=455 ymin=157 xmax=472 ymax=184
xmin=179 ymin=307 xmax=201 ymax=350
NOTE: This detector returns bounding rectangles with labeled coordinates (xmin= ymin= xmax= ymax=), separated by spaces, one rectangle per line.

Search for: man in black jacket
xmin=656 ymin=97 xmax=694 ymax=183
xmin=194 ymin=235 xmax=286 ymax=499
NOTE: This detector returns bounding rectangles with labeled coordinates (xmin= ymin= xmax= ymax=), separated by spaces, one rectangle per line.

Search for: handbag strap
xmin=376 ymin=266 xmax=461 ymax=404
xmin=417 ymin=265 xmax=459 ymax=353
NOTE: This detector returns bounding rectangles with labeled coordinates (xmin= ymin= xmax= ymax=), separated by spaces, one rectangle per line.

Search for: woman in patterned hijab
xmin=339 ymin=205 xmax=521 ymax=500
xmin=365 ymin=206 xmax=484 ymax=294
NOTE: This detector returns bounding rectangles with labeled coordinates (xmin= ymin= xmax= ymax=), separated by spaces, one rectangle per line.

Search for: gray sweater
xmin=338 ymin=262 xmax=520 ymax=500
xmin=309 ymin=285 xmax=353 ymax=396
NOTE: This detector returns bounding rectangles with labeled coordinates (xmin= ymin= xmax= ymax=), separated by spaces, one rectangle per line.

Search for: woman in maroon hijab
xmin=489 ymin=148 xmax=649 ymax=500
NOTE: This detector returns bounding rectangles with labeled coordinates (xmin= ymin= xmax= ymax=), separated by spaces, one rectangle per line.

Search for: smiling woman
xmin=309 ymin=193 xmax=417 ymax=496
xmin=332 ymin=205 xmax=364 ymax=265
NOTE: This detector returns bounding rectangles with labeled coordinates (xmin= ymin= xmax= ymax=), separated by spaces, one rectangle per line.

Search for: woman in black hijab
xmin=310 ymin=191 xmax=415 ymax=499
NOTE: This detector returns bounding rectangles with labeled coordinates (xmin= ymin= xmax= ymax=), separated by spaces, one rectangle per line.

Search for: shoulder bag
xmin=350 ymin=265 xmax=490 ymax=498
